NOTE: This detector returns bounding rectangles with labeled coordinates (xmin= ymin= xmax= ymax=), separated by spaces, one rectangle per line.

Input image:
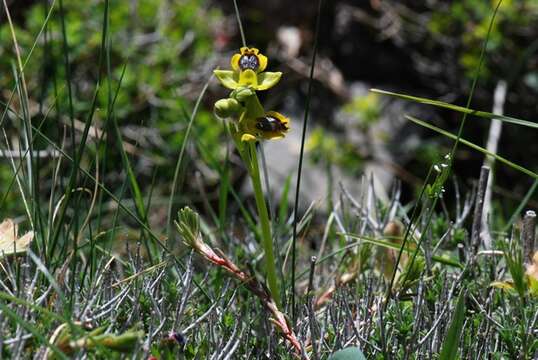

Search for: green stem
xmin=244 ymin=93 xmax=265 ymax=118
xmin=248 ymin=141 xmax=280 ymax=304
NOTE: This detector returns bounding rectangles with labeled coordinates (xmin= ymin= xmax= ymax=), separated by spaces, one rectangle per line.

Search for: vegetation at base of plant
xmin=1 ymin=0 xmax=538 ymax=359
xmin=438 ymin=291 xmax=466 ymax=360
xmin=176 ymin=207 xmax=304 ymax=357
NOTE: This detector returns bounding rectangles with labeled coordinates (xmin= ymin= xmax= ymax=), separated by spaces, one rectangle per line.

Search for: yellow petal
xmin=257 ymin=53 xmax=268 ymax=72
xmin=238 ymin=69 xmax=258 ymax=87
xmin=214 ymin=70 xmax=240 ymax=89
xmin=255 ymin=111 xmax=290 ymax=140
xmin=266 ymin=111 xmax=290 ymax=128
xmin=241 ymin=47 xmax=259 ymax=55
xmin=255 ymin=72 xmax=282 ymax=90
xmin=230 ymin=53 xmax=241 ymax=72
xmin=237 ymin=48 xmax=266 ymax=72
xmin=262 ymin=133 xmax=285 ymax=140
xmin=241 ymin=133 xmax=257 ymax=142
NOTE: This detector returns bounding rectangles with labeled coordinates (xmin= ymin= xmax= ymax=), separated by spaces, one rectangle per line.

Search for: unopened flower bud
xmin=214 ymin=98 xmax=241 ymax=118
xmin=231 ymin=87 xmax=255 ymax=102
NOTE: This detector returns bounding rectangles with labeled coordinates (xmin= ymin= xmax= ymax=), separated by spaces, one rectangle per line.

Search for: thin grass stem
xmin=232 ymin=0 xmax=247 ymax=48
xmin=384 ymin=0 xmax=504 ymax=307
xmin=291 ymin=0 xmax=323 ymax=321
xmin=166 ymin=77 xmax=212 ymax=240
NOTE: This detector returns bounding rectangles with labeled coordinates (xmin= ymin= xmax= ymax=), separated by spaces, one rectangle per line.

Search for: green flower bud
xmin=231 ymin=86 xmax=255 ymax=102
xmin=214 ymin=98 xmax=241 ymax=118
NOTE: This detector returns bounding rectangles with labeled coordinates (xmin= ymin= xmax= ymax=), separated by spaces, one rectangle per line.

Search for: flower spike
xmin=214 ymin=46 xmax=290 ymax=143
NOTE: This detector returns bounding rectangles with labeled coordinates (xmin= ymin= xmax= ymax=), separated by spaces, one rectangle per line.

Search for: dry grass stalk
xmin=176 ymin=207 xmax=306 ymax=358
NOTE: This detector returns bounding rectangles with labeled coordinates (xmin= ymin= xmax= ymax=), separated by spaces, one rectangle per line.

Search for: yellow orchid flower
xmin=240 ymin=111 xmax=290 ymax=142
xmin=214 ymin=47 xmax=282 ymax=91
xmin=230 ymin=47 xmax=267 ymax=73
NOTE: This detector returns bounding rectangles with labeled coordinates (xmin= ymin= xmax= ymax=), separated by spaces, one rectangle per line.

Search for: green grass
xmin=0 ymin=0 xmax=537 ymax=359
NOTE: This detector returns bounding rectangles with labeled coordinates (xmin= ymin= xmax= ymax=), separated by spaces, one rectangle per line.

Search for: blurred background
xmin=1 ymin=0 xmax=538 ymax=230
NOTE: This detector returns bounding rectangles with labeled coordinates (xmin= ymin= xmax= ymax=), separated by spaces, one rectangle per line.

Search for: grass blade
xmin=405 ymin=115 xmax=538 ymax=180
xmin=291 ymin=0 xmax=324 ymax=320
xmin=278 ymin=174 xmax=292 ymax=230
xmin=503 ymin=179 xmax=538 ymax=232
xmin=384 ymin=0 xmax=504 ymax=309
xmin=439 ymin=291 xmax=466 ymax=360
xmin=0 ymin=304 xmax=69 ymax=359
xmin=341 ymin=233 xmax=463 ymax=268
xmin=166 ymin=77 xmax=212 ymax=239
xmin=371 ymin=88 xmax=538 ymax=129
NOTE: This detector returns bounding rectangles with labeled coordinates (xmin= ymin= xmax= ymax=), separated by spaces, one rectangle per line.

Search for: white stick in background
xmin=482 ymin=80 xmax=507 ymax=249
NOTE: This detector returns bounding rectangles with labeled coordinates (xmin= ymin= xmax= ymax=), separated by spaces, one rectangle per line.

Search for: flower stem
xmin=248 ymin=141 xmax=280 ymax=304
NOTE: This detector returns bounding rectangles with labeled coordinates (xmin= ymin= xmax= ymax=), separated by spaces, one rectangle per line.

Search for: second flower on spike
xmin=241 ymin=111 xmax=290 ymax=142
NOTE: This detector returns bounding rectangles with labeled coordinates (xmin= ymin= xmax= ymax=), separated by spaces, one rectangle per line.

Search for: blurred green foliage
xmin=306 ymin=93 xmax=382 ymax=174
xmin=307 ymin=127 xmax=362 ymax=173
xmin=343 ymin=93 xmax=380 ymax=130
xmin=2 ymin=0 xmax=537 ymax=221
xmin=428 ymin=0 xmax=538 ymax=79
xmin=0 ymin=0 xmax=224 ymax=218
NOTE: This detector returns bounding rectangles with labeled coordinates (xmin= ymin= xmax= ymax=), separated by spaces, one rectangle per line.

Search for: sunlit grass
xmin=0 ymin=0 xmax=536 ymax=358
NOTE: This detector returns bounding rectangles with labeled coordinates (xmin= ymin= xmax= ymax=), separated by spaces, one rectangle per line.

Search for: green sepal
xmin=214 ymin=70 xmax=240 ymax=89
xmin=256 ymin=71 xmax=282 ymax=90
